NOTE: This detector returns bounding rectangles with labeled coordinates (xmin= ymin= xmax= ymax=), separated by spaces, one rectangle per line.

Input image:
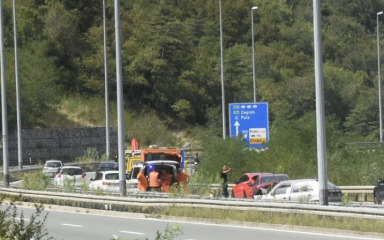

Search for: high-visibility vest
xmin=137 ymin=172 xmax=148 ymax=192
xmin=177 ymin=172 xmax=188 ymax=185
xmin=149 ymin=171 xmax=160 ymax=187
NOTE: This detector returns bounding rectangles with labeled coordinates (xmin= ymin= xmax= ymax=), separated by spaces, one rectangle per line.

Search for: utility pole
xmin=313 ymin=0 xmax=328 ymax=205
xmin=114 ymin=0 xmax=126 ymax=196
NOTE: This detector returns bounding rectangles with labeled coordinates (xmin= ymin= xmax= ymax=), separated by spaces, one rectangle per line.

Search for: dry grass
xmin=160 ymin=207 xmax=384 ymax=234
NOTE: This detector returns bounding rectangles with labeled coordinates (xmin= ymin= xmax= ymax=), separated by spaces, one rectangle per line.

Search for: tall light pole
xmin=114 ymin=0 xmax=126 ymax=196
xmin=313 ymin=0 xmax=328 ymax=205
xmin=0 ymin=0 xmax=9 ymax=187
xmin=219 ymin=0 xmax=226 ymax=139
xmin=251 ymin=6 xmax=258 ymax=103
xmin=103 ymin=0 xmax=110 ymax=158
xmin=377 ymin=11 xmax=383 ymax=143
xmin=13 ymin=0 xmax=22 ymax=169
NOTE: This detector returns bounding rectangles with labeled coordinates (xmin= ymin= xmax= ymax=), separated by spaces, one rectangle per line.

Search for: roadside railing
xmin=3 ymin=166 xmax=377 ymax=203
xmin=338 ymin=185 xmax=375 ymax=202
xmin=0 ymin=187 xmax=383 ymax=220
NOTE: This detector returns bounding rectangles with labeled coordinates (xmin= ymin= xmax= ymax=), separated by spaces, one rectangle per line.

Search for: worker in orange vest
xmin=149 ymin=169 xmax=161 ymax=192
xmin=176 ymin=168 xmax=189 ymax=187
xmin=137 ymin=167 xmax=148 ymax=192
xmin=160 ymin=169 xmax=172 ymax=193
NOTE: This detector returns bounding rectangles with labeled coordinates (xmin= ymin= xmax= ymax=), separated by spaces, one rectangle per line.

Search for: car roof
xmin=259 ymin=173 xmax=289 ymax=177
xmin=61 ymin=166 xmax=81 ymax=169
xmin=46 ymin=160 xmax=62 ymax=162
xmin=276 ymin=179 xmax=318 ymax=184
xmin=100 ymin=170 xmax=120 ymax=174
xmin=245 ymin=172 xmax=273 ymax=176
xmin=99 ymin=162 xmax=117 ymax=165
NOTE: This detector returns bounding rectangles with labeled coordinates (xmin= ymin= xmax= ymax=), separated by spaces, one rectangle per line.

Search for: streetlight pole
xmin=114 ymin=0 xmax=126 ymax=196
xmin=313 ymin=0 xmax=328 ymax=206
xmin=103 ymin=0 xmax=110 ymax=158
xmin=219 ymin=0 xmax=226 ymax=139
xmin=377 ymin=11 xmax=383 ymax=143
xmin=0 ymin=0 xmax=9 ymax=187
xmin=13 ymin=0 xmax=22 ymax=169
xmin=251 ymin=6 xmax=258 ymax=103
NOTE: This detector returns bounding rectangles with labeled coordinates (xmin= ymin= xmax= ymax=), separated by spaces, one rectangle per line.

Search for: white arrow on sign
xmin=234 ymin=121 xmax=240 ymax=137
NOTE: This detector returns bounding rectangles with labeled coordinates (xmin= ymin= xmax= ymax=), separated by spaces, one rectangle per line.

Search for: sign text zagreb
xmin=229 ymin=102 xmax=269 ymax=148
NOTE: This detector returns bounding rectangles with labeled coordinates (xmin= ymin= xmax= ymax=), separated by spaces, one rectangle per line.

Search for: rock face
xmin=6 ymin=127 xmax=118 ymax=165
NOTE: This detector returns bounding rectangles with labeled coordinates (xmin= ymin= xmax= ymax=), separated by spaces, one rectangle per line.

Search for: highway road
xmin=10 ymin=205 xmax=384 ymax=240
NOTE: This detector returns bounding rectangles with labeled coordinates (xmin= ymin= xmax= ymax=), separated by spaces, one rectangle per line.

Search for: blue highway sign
xmin=229 ymin=102 xmax=269 ymax=148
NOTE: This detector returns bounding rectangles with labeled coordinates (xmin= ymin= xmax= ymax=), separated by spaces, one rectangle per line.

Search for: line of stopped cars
xmin=43 ymin=159 xmax=383 ymax=204
xmin=43 ymin=160 xmax=123 ymax=190
xmin=232 ymin=172 xmax=343 ymax=203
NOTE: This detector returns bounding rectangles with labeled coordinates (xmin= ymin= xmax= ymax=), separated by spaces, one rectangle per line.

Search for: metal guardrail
xmin=0 ymin=187 xmax=383 ymax=220
xmin=7 ymin=162 xmax=100 ymax=173
xmin=3 ymin=166 xmax=377 ymax=202
xmin=222 ymin=184 xmax=375 ymax=202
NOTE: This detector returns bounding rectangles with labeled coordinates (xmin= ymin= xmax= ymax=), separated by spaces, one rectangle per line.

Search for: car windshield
xmin=46 ymin=162 xmax=61 ymax=168
xmin=61 ymin=168 xmax=82 ymax=175
xmin=327 ymin=182 xmax=338 ymax=189
xmin=131 ymin=167 xmax=141 ymax=179
xmin=100 ymin=162 xmax=116 ymax=168
xmin=105 ymin=173 xmax=119 ymax=180
xmin=260 ymin=175 xmax=288 ymax=183
xmin=94 ymin=172 xmax=103 ymax=181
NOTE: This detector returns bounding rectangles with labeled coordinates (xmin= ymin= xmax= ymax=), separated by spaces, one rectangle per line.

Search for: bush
xmin=22 ymin=172 xmax=51 ymax=191
xmin=75 ymin=147 xmax=99 ymax=162
xmin=0 ymin=199 xmax=52 ymax=240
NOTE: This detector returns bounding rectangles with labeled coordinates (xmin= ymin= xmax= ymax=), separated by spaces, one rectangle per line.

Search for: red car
xmin=232 ymin=172 xmax=289 ymax=198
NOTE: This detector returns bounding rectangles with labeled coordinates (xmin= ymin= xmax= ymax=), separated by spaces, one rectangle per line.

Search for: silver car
xmin=257 ymin=179 xmax=342 ymax=203
xmin=43 ymin=160 xmax=63 ymax=178
xmin=53 ymin=166 xmax=86 ymax=187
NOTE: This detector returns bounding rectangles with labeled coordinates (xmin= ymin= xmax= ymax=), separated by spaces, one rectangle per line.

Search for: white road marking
xmin=61 ymin=223 xmax=83 ymax=228
xmin=119 ymin=231 xmax=145 ymax=235
xmin=26 ymin=207 xmax=384 ymax=240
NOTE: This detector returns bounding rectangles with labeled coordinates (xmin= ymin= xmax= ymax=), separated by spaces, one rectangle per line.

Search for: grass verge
xmin=1 ymin=192 xmax=383 ymax=236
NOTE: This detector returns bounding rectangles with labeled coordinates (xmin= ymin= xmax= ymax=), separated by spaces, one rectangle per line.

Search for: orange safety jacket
xmin=137 ymin=172 xmax=148 ymax=192
xmin=149 ymin=171 xmax=160 ymax=187
xmin=176 ymin=172 xmax=189 ymax=185
xmin=161 ymin=172 xmax=172 ymax=193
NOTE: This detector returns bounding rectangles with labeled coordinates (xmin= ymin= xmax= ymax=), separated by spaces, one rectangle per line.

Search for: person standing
xmin=176 ymin=168 xmax=189 ymax=187
xmin=160 ymin=169 xmax=172 ymax=193
xmin=221 ymin=165 xmax=231 ymax=198
xmin=149 ymin=169 xmax=161 ymax=192
xmin=137 ymin=167 xmax=148 ymax=192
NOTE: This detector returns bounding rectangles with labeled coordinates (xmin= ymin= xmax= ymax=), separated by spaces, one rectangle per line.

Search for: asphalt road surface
xmin=8 ymin=205 xmax=384 ymax=240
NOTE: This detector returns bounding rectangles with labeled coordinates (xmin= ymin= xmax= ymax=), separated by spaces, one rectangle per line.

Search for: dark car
xmin=96 ymin=162 xmax=119 ymax=173
xmin=232 ymin=172 xmax=289 ymax=199
xmin=374 ymin=179 xmax=384 ymax=205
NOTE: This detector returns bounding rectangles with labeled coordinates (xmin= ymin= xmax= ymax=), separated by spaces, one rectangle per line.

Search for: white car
xmin=53 ymin=166 xmax=86 ymax=187
xmin=43 ymin=160 xmax=63 ymax=178
xmin=257 ymin=179 xmax=342 ymax=203
xmin=127 ymin=161 xmax=178 ymax=191
xmin=89 ymin=171 xmax=128 ymax=192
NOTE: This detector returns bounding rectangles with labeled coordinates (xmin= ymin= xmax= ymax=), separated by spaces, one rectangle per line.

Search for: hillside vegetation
xmin=1 ymin=0 xmax=384 ymax=185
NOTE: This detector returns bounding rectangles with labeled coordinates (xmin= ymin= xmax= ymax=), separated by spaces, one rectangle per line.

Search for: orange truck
xmin=126 ymin=146 xmax=185 ymax=191
xmin=140 ymin=147 xmax=184 ymax=165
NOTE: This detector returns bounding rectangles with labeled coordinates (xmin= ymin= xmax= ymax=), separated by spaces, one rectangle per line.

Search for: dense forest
xmin=2 ymin=0 xmax=384 ymax=184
